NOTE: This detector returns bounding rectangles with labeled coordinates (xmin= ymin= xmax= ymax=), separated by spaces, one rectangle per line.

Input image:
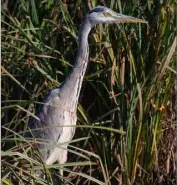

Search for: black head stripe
xmin=88 ymin=7 xmax=107 ymax=14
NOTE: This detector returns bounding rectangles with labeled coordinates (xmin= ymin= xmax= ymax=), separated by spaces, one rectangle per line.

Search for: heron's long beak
xmin=116 ymin=13 xmax=148 ymax=24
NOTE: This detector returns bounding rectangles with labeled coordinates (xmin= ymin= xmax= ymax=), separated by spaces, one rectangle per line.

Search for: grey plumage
xmin=27 ymin=6 xmax=147 ymax=175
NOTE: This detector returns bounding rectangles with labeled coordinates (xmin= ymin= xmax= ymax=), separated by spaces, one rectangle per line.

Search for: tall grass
xmin=1 ymin=0 xmax=176 ymax=184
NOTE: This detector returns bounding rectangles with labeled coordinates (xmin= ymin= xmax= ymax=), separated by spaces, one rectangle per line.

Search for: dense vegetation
xmin=1 ymin=0 xmax=176 ymax=184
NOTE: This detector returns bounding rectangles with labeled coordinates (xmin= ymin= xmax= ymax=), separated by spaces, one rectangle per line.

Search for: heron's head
xmin=85 ymin=6 xmax=147 ymax=26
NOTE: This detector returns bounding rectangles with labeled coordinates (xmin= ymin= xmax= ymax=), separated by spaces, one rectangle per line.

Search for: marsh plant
xmin=1 ymin=0 xmax=176 ymax=184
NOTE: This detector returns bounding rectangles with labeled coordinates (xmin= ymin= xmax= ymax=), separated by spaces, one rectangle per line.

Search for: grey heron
xmin=27 ymin=6 xmax=147 ymax=176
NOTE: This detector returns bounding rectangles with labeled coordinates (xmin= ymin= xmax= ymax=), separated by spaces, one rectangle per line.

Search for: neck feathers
xmin=61 ymin=19 xmax=91 ymax=112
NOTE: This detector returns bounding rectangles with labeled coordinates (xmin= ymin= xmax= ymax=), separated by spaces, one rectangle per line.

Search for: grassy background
xmin=1 ymin=0 xmax=176 ymax=184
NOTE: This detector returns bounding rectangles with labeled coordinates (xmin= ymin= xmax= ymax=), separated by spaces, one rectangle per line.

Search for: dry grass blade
xmin=158 ymin=36 xmax=177 ymax=80
xmin=137 ymin=83 xmax=143 ymax=122
xmin=15 ymin=105 xmax=40 ymax=121
xmin=1 ymin=66 xmax=30 ymax=95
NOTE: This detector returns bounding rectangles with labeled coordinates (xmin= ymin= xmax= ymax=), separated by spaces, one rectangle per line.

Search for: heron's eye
xmin=103 ymin=11 xmax=112 ymax=17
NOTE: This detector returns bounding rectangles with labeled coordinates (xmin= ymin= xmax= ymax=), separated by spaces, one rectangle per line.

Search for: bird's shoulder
xmin=35 ymin=87 xmax=62 ymax=115
xmin=43 ymin=87 xmax=61 ymax=105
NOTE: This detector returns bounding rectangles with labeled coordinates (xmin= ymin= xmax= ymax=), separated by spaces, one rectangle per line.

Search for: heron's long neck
xmin=61 ymin=20 xmax=91 ymax=112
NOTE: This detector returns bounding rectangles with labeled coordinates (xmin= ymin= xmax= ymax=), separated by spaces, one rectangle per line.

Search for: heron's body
xmin=27 ymin=6 xmax=147 ymax=175
xmin=28 ymin=87 xmax=77 ymax=165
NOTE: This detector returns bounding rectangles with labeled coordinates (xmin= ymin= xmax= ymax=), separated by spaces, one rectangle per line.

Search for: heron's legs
xmin=45 ymin=148 xmax=60 ymax=165
xmin=57 ymin=149 xmax=67 ymax=176
xmin=45 ymin=146 xmax=68 ymax=176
